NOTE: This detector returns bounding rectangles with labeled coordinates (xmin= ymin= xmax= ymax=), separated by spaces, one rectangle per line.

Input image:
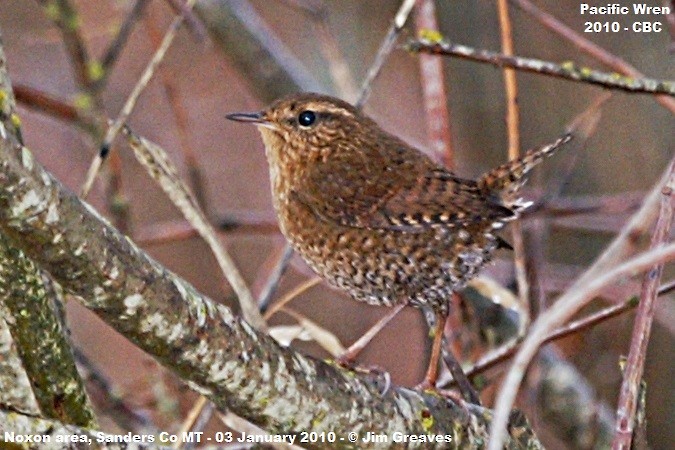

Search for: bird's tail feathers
xmin=477 ymin=133 xmax=573 ymax=196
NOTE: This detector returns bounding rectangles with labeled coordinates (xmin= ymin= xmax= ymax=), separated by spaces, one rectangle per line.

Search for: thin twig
xmin=355 ymin=0 xmax=417 ymax=108
xmin=406 ymin=38 xmax=675 ymax=97
xmin=526 ymin=190 xmax=644 ymax=219
xmin=80 ymin=0 xmax=198 ymax=198
xmin=511 ymin=0 xmax=675 ymax=114
xmin=414 ymin=0 xmax=454 ymax=167
xmin=464 ymin=298 xmax=635 ymax=380
xmin=338 ymin=303 xmax=406 ymax=363
xmin=263 ymin=277 xmax=322 ymax=321
xmin=279 ymin=307 xmax=346 ymax=356
xmin=497 ymin=0 xmax=519 ymax=161
xmin=74 ymin=348 xmax=155 ymax=432
xmin=144 ymin=4 xmax=209 ymax=210
xmin=38 ymin=0 xmax=132 ymax=231
xmin=441 ymin=346 xmax=481 ymax=405
xmin=38 ymin=0 xmax=94 ymax=91
xmin=657 ymin=278 xmax=675 ymax=295
xmin=163 ymin=0 xmax=208 ymax=41
xmin=13 ymin=83 xmax=99 ymax=133
xmin=488 ymin=158 xmax=675 ymax=450
xmin=496 ymin=0 xmax=531 ymax=329
xmin=99 ymin=0 xmax=150 ymax=86
xmin=173 ymin=396 xmax=209 ymax=450
xmin=613 ymin=166 xmax=674 ymax=450
xmin=280 ymin=0 xmax=359 ymax=100
xmin=123 ymin=127 xmax=267 ymax=331
xmin=257 ymin=243 xmax=294 ymax=313
xmin=134 ymin=213 xmax=279 ymax=246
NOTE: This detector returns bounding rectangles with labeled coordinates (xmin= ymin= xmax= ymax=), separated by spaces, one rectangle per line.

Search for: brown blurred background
xmin=0 ymin=0 xmax=673 ymax=448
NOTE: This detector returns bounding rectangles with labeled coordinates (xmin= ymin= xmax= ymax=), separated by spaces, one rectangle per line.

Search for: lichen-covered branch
xmin=0 ymin=235 xmax=97 ymax=428
xmin=0 ymin=32 xmax=96 ymax=428
xmin=0 ymin=310 xmax=40 ymax=416
xmin=406 ymin=38 xmax=675 ymax=96
xmin=0 ymin=129 xmax=541 ymax=448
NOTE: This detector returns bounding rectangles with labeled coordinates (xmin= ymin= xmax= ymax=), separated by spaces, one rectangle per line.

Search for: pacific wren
xmin=227 ymin=93 xmax=571 ymax=387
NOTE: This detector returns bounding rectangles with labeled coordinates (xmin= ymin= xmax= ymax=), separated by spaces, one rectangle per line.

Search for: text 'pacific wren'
xmin=227 ymin=93 xmax=571 ymax=387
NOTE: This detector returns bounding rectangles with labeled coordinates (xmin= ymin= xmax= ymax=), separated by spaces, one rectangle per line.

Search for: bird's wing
xmin=294 ymin=153 xmax=515 ymax=232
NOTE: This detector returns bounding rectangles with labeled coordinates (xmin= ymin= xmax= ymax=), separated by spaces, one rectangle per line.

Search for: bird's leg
xmin=418 ymin=310 xmax=447 ymax=391
xmin=336 ymin=302 xmax=406 ymax=366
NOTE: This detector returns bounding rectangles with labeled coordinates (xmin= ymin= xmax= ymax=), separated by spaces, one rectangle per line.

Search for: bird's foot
xmin=414 ymin=380 xmax=464 ymax=403
xmin=335 ymin=357 xmax=392 ymax=395
xmin=414 ymin=378 xmax=436 ymax=393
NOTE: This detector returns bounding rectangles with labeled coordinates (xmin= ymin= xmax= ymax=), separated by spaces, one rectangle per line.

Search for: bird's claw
xmin=335 ymin=358 xmax=392 ymax=395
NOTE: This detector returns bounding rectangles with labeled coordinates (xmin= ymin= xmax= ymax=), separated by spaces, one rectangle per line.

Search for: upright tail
xmin=477 ymin=133 xmax=573 ymax=197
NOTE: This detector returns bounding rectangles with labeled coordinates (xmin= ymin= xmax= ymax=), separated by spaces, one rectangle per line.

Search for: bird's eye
xmin=297 ymin=110 xmax=317 ymax=127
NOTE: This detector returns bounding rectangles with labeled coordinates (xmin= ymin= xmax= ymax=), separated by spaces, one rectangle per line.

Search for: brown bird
xmin=227 ymin=93 xmax=571 ymax=388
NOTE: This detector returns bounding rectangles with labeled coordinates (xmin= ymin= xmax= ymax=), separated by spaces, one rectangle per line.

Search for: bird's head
xmin=227 ymin=93 xmax=378 ymax=170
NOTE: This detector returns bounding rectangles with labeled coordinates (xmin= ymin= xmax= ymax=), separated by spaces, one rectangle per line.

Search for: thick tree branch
xmin=0 ymin=235 xmax=97 ymax=428
xmin=0 ymin=36 xmax=96 ymax=428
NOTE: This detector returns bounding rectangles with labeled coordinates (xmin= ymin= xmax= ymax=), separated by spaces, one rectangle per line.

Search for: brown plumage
xmin=227 ymin=93 xmax=571 ymax=387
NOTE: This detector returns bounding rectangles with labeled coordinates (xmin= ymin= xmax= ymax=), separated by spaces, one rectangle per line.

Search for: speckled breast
xmin=277 ymin=198 xmax=498 ymax=313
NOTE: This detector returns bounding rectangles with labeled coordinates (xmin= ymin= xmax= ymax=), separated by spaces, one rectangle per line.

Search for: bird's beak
xmin=226 ymin=111 xmax=278 ymax=130
xmin=226 ymin=111 xmax=266 ymax=124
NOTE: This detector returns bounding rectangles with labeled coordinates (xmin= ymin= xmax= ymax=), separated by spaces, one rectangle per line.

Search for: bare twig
xmin=497 ymin=0 xmax=520 ymax=161
xmin=163 ymin=0 xmax=208 ymax=41
xmin=74 ymin=348 xmax=155 ymax=432
xmin=495 ymin=0 xmax=531 ymax=329
xmin=173 ymin=396 xmax=209 ymax=450
xmin=406 ymin=38 xmax=675 ymax=96
xmin=257 ymin=243 xmax=294 ymax=313
xmin=278 ymin=307 xmax=346 ymax=356
xmin=488 ymin=158 xmax=675 ymax=450
xmin=338 ymin=303 xmax=406 ymax=363
xmin=613 ymin=166 xmax=674 ymax=450
xmin=355 ymin=0 xmax=417 ymax=108
xmin=510 ymin=0 xmax=675 ymax=114
xmin=38 ymin=0 xmax=133 ymax=232
xmin=99 ymin=0 xmax=150 ymax=86
xmin=441 ymin=345 xmax=482 ymax=405
xmin=144 ymin=4 xmax=209 ymax=211
xmin=263 ymin=277 xmax=322 ymax=320
xmin=37 ymin=0 xmax=95 ymax=91
xmin=135 ymin=213 xmax=279 ymax=246
xmin=414 ymin=1 xmax=454 ymax=167
xmin=80 ymin=0 xmax=199 ymax=198
xmin=464 ymin=296 xmax=638 ymax=380
xmin=280 ymin=0 xmax=358 ymax=100
xmin=195 ymin=0 xmax=323 ymax=103
xmin=13 ymin=83 xmax=99 ymax=133
xmin=123 ymin=127 xmax=266 ymax=331
xmin=183 ymin=402 xmax=214 ymax=450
